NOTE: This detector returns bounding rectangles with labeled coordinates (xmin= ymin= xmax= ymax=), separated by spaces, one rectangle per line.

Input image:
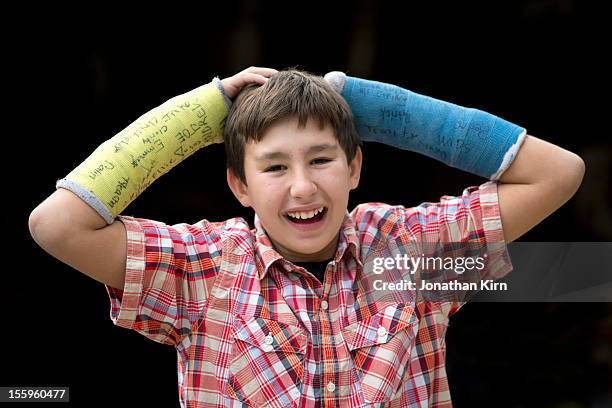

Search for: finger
xmin=243 ymin=66 xmax=278 ymax=77
xmin=238 ymin=72 xmax=271 ymax=87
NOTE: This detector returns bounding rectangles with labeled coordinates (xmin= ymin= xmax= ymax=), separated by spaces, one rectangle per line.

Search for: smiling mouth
xmin=285 ymin=207 xmax=328 ymax=224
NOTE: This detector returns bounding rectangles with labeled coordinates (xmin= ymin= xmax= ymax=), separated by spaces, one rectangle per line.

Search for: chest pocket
xmin=342 ymin=303 xmax=418 ymax=404
xmin=227 ymin=315 xmax=308 ymax=408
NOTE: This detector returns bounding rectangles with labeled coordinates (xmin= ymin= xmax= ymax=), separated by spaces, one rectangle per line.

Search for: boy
xmin=29 ymin=67 xmax=584 ymax=407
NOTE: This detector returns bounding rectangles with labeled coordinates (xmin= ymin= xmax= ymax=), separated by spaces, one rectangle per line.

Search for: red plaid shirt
xmin=106 ymin=181 xmax=512 ymax=407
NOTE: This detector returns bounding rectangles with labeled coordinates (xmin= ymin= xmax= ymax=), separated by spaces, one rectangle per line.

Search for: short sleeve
xmin=105 ymin=215 xmax=224 ymax=346
xmin=407 ymin=181 xmax=513 ymax=315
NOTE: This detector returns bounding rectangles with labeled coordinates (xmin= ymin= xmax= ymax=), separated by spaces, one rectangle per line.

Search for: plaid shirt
xmin=106 ymin=181 xmax=512 ymax=407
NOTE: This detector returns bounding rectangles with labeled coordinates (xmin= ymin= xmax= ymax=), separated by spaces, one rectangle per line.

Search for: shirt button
xmin=262 ymin=344 xmax=273 ymax=352
xmin=377 ymin=326 xmax=387 ymax=337
xmin=321 ymin=300 xmax=329 ymax=311
xmin=327 ymin=382 xmax=336 ymax=392
xmin=264 ymin=334 xmax=274 ymax=345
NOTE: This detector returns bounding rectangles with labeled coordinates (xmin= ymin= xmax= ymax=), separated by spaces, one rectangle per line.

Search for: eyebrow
xmin=254 ymin=143 xmax=338 ymax=161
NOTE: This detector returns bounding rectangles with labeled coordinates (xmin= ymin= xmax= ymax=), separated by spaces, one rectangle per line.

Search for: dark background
xmin=4 ymin=0 xmax=611 ymax=407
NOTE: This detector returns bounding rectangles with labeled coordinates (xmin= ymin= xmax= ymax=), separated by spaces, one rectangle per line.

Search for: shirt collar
xmin=253 ymin=211 xmax=362 ymax=280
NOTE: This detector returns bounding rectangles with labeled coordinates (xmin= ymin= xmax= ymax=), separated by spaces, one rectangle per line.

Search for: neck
xmin=271 ymin=235 xmax=339 ymax=263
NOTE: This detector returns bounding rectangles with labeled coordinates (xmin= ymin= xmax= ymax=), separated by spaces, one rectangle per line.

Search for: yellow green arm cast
xmin=56 ymin=78 xmax=231 ymax=224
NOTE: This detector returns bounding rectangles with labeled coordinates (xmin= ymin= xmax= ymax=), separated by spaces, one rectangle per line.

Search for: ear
xmin=348 ymin=145 xmax=362 ymax=190
xmin=227 ymin=168 xmax=252 ymax=207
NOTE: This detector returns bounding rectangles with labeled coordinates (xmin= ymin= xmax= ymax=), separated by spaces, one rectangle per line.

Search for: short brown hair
xmin=224 ymin=69 xmax=360 ymax=184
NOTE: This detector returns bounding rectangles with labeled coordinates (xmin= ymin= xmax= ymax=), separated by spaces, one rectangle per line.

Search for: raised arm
xmin=496 ymin=135 xmax=584 ymax=242
xmin=28 ymin=67 xmax=277 ymax=289
xmin=29 ymin=188 xmax=128 ymax=288
xmin=324 ymin=71 xmax=585 ymax=242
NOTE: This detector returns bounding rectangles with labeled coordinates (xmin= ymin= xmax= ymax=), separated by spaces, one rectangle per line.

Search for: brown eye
xmin=311 ymin=158 xmax=332 ymax=165
xmin=265 ymin=165 xmax=286 ymax=172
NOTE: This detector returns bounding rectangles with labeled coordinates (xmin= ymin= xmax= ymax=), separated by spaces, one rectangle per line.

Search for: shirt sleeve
xmin=105 ymin=215 xmax=224 ymax=346
xmin=407 ymin=181 xmax=513 ymax=316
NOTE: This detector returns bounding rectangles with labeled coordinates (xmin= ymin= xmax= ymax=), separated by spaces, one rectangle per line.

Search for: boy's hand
xmin=221 ymin=66 xmax=277 ymax=99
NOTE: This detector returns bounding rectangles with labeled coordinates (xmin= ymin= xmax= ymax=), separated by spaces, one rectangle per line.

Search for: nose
xmin=289 ymin=169 xmax=317 ymax=199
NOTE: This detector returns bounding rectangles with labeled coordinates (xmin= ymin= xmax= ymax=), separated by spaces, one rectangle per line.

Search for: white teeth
xmin=287 ymin=206 xmax=325 ymax=220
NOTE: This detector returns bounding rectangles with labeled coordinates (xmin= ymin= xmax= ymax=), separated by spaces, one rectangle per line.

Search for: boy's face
xmin=227 ymin=116 xmax=362 ymax=262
